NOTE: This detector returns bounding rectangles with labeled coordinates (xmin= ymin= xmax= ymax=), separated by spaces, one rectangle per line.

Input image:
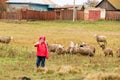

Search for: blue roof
xmin=7 ymin=2 xmax=49 ymax=6
xmin=7 ymin=0 xmax=55 ymax=5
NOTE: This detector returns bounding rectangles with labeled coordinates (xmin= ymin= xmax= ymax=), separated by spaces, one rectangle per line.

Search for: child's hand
xmin=34 ymin=42 xmax=39 ymax=47
xmin=36 ymin=41 xmax=39 ymax=44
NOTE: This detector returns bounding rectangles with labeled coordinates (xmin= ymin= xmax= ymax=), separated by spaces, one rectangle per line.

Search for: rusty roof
xmin=108 ymin=0 xmax=120 ymax=10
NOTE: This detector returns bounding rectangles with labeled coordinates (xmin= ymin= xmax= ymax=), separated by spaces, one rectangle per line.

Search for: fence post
xmin=26 ymin=9 xmax=29 ymax=21
xmin=60 ymin=10 xmax=62 ymax=20
xmin=2 ymin=11 xmax=6 ymax=19
xmin=18 ymin=10 xmax=22 ymax=21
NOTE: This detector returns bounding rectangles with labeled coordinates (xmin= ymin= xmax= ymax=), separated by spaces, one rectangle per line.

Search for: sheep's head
xmin=10 ymin=36 xmax=14 ymax=40
xmin=117 ymin=48 xmax=120 ymax=53
xmin=82 ymin=42 xmax=87 ymax=46
xmin=69 ymin=41 xmax=74 ymax=47
xmin=100 ymin=44 xmax=105 ymax=49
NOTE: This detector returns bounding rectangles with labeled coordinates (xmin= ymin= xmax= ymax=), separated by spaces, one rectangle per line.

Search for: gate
xmin=89 ymin=10 xmax=100 ymax=21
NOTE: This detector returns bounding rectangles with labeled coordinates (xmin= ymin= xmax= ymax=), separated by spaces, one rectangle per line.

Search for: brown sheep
xmin=117 ymin=48 xmax=120 ymax=57
xmin=70 ymin=44 xmax=94 ymax=57
xmin=78 ymin=47 xmax=94 ymax=57
xmin=95 ymin=34 xmax=107 ymax=45
xmin=100 ymin=44 xmax=113 ymax=57
xmin=80 ymin=42 xmax=96 ymax=54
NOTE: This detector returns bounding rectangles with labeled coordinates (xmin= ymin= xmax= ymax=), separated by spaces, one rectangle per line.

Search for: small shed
xmin=96 ymin=0 xmax=120 ymax=11
xmin=84 ymin=7 xmax=106 ymax=21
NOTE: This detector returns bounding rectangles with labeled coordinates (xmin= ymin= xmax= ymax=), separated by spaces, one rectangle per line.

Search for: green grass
xmin=0 ymin=20 xmax=120 ymax=80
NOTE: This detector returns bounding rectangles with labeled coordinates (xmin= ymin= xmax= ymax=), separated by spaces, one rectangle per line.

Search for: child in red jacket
xmin=34 ymin=36 xmax=48 ymax=69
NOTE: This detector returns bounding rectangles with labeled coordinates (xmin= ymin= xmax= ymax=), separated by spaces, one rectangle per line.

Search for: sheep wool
xmin=0 ymin=36 xmax=13 ymax=44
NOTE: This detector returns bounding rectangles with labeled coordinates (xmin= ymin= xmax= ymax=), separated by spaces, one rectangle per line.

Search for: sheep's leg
xmin=111 ymin=52 xmax=113 ymax=57
xmin=118 ymin=55 xmax=120 ymax=57
xmin=98 ymin=42 xmax=101 ymax=46
xmin=105 ymin=54 xmax=107 ymax=57
xmin=104 ymin=41 xmax=107 ymax=46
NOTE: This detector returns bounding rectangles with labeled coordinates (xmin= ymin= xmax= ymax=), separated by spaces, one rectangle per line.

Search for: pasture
xmin=0 ymin=20 xmax=120 ymax=80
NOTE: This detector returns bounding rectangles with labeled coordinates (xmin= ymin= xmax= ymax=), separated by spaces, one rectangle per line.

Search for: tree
xmin=84 ymin=0 xmax=99 ymax=7
xmin=0 ymin=0 xmax=7 ymax=11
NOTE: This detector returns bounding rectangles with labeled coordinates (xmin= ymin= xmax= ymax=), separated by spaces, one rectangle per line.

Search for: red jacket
xmin=34 ymin=42 xmax=48 ymax=59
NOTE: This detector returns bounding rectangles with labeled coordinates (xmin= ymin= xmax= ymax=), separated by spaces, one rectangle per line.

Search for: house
xmin=6 ymin=0 xmax=56 ymax=12
xmin=54 ymin=5 xmax=84 ymax=11
xmin=96 ymin=0 xmax=120 ymax=11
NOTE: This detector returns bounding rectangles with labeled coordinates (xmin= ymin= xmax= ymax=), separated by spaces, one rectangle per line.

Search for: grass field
xmin=0 ymin=20 xmax=120 ymax=80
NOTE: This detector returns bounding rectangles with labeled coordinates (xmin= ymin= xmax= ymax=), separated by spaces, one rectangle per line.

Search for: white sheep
xmin=47 ymin=43 xmax=63 ymax=53
xmin=66 ymin=41 xmax=75 ymax=54
xmin=95 ymin=34 xmax=107 ymax=45
xmin=0 ymin=36 xmax=13 ymax=44
xmin=55 ymin=45 xmax=66 ymax=55
xmin=100 ymin=44 xmax=113 ymax=57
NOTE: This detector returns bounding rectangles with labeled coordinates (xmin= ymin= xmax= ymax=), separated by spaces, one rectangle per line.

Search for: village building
xmin=96 ymin=0 xmax=120 ymax=11
xmin=6 ymin=0 xmax=56 ymax=12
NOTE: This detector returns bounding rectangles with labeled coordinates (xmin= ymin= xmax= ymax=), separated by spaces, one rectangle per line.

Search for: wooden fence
xmin=0 ymin=10 xmax=84 ymax=20
xmin=0 ymin=10 xmax=120 ymax=21
xmin=106 ymin=11 xmax=120 ymax=20
xmin=59 ymin=10 xmax=84 ymax=20
xmin=20 ymin=10 xmax=56 ymax=20
xmin=0 ymin=12 xmax=2 ymax=19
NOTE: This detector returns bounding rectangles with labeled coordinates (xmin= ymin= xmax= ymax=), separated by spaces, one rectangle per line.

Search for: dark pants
xmin=36 ymin=56 xmax=46 ymax=68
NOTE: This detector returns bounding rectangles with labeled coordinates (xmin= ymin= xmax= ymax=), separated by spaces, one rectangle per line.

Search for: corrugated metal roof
xmin=108 ymin=0 xmax=120 ymax=10
xmin=7 ymin=0 xmax=55 ymax=5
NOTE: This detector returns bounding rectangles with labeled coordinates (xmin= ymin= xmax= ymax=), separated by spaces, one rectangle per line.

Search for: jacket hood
xmin=39 ymin=35 xmax=46 ymax=41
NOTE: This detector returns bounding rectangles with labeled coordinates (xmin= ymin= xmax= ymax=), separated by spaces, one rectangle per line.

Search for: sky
xmin=51 ymin=0 xmax=102 ymax=6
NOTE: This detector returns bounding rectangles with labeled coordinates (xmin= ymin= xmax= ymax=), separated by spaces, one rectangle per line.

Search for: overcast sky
xmin=51 ymin=0 xmax=102 ymax=6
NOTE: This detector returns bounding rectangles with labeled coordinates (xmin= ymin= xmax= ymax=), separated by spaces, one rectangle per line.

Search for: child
xmin=34 ymin=36 xmax=48 ymax=70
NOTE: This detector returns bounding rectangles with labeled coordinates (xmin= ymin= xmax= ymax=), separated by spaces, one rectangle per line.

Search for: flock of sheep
xmin=0 ymin=35 xmax=119 ymax=57
xmin=47 ymin=34 xmax=120 ymax=57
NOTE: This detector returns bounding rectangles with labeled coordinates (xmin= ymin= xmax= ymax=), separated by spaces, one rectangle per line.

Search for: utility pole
xmin=73 ymin=0 xmax=76 ymax=22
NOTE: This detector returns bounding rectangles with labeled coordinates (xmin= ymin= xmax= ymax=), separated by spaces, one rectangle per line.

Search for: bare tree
xmin=84 ymin=0 xmax=98 ymax=7
xmin=0 ymin=0 xmax=7 ymax=11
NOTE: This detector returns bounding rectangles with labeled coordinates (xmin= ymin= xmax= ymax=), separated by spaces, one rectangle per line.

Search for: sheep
xmin=117 ymin=48 xmax=120 ymax=57
xmin=95 ymin=34 xmax=107 ymax=45
xmin=66 ymin=41 xmax=75 ymax=54
xmin=100 ymin=44 xmax=113 ymax=57
xmin=21 ymin=76 xmax=31 ymax=80
xmin=80 ymin=42 xmax=87 ymax=47
xmin=67 ymin=44 xmax=94 ymax=57
xmin=80 ymin=42 xmax=96 ymax=54
xmin=0 ymin=36 xmax=13 ymax=44
xmin=55 ymin=45 xmax=66 ymax=55
xmin=76 ymin=47 xmax=94 ymax=57
xmin=69 ymin=44 xmax=79 ymax=54
xmin=66 ymin=42 xmax=94 ymax=57
xmin=47 ymin=43 xmax=63 ymax=53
